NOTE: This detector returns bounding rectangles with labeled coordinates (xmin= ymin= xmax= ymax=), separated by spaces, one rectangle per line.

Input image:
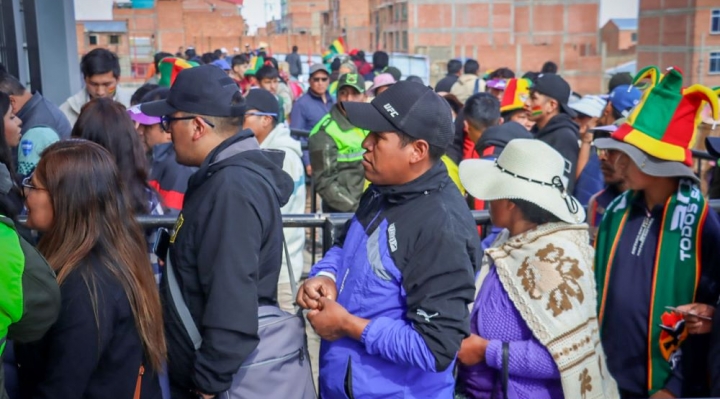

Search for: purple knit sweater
xmin=457 ymin=265 xmax=563 ymax=399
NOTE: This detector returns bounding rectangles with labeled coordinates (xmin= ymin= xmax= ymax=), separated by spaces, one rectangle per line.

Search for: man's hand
xmin=306 ymin=165 xmax=313 ymax=176
xmin=457 ymin=334 xmax=489 ymax=366
xmin=676 ymin=303 xmax=715 ymax=335
xmin=650 ymin=389 xmax=676 ymax=398
xmin=296 ymin=276 xmax=337 ymax=310
xmin=307 ymin=297 xmax=351 ymax=341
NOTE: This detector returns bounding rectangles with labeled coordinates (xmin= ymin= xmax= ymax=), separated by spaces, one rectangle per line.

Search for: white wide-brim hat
xmin=459 ymin=139 xmax=586 ymax=224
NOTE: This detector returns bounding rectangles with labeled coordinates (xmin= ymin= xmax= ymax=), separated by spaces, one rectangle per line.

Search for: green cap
xmin=337 ymin=73 xmax=366 ymax=94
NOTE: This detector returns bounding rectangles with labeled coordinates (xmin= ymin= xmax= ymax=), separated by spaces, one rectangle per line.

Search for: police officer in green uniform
xmin=309 ymin=73 xmax=369 ymax=213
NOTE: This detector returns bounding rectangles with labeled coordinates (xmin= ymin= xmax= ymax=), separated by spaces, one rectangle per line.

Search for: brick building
xmin=76 ymin=21 xmax=132 ymax=76
xmin=601 ymin=18 xmax=638 ymax=55
xmin=280 ymin=0 xmax=328 ymax=35
xmin=340 ymin=0 xmax=605 ymax=94
xmin=637 ymin=0 xmax=720 ymax=87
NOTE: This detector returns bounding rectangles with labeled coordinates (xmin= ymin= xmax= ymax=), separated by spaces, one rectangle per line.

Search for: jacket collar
xmin=330 ymin=104 xmax=355 ymax=131
xmin=371 ymin=161 xmax=449 ymax=205
xmin=151 ymin=142 xmax=174 ymax=161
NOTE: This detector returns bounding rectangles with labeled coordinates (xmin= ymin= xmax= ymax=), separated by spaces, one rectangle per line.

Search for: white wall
xmin=74 ymin=0 xmax=114 ymax=21
xmin=599 ymin=0 xmax=639 ymax=27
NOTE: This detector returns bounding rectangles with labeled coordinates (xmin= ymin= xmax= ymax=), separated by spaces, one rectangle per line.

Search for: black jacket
xmin=149 ymin=143 xmax=197 ymax=213
xmin=435 ymin=73 xmax=459 ymax=93
xmin=16 ymin=253 xmax=160 ymax=399
xmin=533 ymin=113 xmax=579 ymax=194
xmin=161 ymin=130 xmax=293 ymax=397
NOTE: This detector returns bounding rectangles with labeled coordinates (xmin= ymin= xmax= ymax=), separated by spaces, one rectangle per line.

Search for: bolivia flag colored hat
xmin=158 ymin=57 xmax=197 ymax=87
xmin=244 ymin=56 xmax=265 ymax=76
xmin=595 ymin=66 xmax=719 ymax=180
xmin=499 ymin=78 xmax=531 ymax=113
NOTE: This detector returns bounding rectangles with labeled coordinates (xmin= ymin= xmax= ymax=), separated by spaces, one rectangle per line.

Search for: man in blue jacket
xmin=297 ymin=81 xmax=479 ymax=398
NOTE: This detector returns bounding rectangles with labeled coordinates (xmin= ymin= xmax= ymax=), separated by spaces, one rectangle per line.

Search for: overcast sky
xmin=242 ymin=0 xmax=281 ymax=34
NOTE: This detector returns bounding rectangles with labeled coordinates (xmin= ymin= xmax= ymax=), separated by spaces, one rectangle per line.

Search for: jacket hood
xmin=456 ymin=74 xmax=479 ymax=86
xmin=371 ymin=161 xmax=450 ymax=205
xmin=194 ymin=129 xmax=294 ymax=207
xmin=535 ymin=113 xmax=579 ymax=139
xmin=475 ymin=121 xmax=534 ymax=159
xmin=260 ymin=123 xmax=302 ymax=158
xmin=66 ymin=87 xmax=133 ymax=114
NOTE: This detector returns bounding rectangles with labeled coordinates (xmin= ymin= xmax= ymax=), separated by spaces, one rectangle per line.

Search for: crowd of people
xmin=2 ymin=43 xmax=720 ymax=399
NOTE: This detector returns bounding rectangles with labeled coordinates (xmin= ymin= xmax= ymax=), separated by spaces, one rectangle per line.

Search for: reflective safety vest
xmin=310 ymin=114 xmax=368 ymax=163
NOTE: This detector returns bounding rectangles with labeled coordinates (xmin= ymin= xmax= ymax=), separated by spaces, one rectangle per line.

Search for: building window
xmin=401 ymin=3 xmax=408 ymax=22
xmin=711 ymin=52 xmax=720 ymax=74
xmin=402 ymin=31 xmax=408 ymax=51
xmin=89 ymin=35 xmax=98 ymax=45
xmin=631 ymin=32 xmax=637 ymax=42
xmin=712 ymin=9 xmax=720 ymax=33
xmin=389 ymin=5 xmax=394 ymax=22
xmin=109 ymin=35 xmax=120 ymax=45
xmin=394 ymin=32 xmax=399 ymax=51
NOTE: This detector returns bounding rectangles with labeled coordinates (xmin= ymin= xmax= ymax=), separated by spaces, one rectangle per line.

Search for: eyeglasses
xmin=245 ymin=112 xmax=278 ymax=118
xmin=21 ymin=175 xmax=47 ymax=192
xmin=311 ymin=77 xmax=329 ymax=83
xmin=160 ymin=115 xmax=216 ymax=132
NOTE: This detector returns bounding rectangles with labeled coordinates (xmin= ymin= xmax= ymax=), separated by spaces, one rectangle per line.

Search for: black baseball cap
xmin=244 ymin=88 xmax=280 ymax=118
xmin=337 ymin=73 xmax=366 ymax=94
xmin=531 ymin=73 xmax=577 ymax=117
xmin=142 ymin=65 xmax=243 ymax=117
xmin=342 ymin=81 xmax=453 ymax=149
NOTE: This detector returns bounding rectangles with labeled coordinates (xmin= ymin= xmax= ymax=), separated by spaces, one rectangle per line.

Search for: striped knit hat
xmin=158 ymin=57 xmax=197 ymax=87
xmin=500 ymin=78 xmax=532 ymax=113
xmin=610 ymin=66 xmax=719 ymax=166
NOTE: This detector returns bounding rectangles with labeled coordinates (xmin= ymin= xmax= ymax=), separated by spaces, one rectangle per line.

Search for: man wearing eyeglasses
xmin=290 ymin=63 xmax=335 ymax=175
xmin=308 ymin=73 xmax=369 ymax=213
xmin=141 ymin=65 xmax=295 ymax=399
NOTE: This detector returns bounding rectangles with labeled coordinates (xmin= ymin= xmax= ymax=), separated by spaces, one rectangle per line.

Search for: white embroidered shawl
xmin=486 ymin=223 xmax=619 ymax=399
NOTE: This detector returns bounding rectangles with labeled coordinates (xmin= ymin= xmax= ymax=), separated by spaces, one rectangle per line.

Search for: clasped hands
xmin=296 ymin=276 xmax=355 ymax=341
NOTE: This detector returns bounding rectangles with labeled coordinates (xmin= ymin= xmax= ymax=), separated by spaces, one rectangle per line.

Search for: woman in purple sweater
xmin=457 ymin=139 xmax=619 ymax=399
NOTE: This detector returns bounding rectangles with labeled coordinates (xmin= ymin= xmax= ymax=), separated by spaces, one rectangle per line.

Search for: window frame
xmin=712 ymin=9 xmax=720 ymax=34
xmin=710 ymin=51 xmax=720 ymax=74
xmin=109 ymin=34 xmax=120 ymax=45
xmin=88 ymin=34 xmax=98 ymax=45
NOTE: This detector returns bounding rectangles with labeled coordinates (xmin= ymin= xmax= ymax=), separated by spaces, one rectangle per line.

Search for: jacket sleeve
xmin=309 ymin=131 xmax=360 ymax=212
xmin=309 ymin=218 xmax=352 ymax=280
xmin=7 ymin=236 xmax=60 ymax=343
xmin=192 ymin=188 xmax=263 ymax=394
xmin=485 ymin=338 xmax=560 ymax=379
xmin=361 ymin=224 xmax=476 ymax=372
xmin=289 ymin=100 xmax=305 ymax=130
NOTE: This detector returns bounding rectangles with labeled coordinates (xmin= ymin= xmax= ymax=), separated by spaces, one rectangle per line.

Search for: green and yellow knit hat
xmin=244 ymin=56 xmax=265 ymax=76
xmin=158 ymin=57 xmax=198 ymax=87
xmin=611 ymin=66 xmax=719 ymax=166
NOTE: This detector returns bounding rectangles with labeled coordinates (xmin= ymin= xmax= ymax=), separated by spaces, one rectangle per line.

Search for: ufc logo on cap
xmin=383 ymin=103 xmax=399 ymax=118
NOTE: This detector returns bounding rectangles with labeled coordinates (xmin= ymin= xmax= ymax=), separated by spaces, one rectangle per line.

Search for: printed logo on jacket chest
xmin=170 ymin=213 xmax=184 ymax=244
xmin=388 ymin=223 xmax=398 ymax=252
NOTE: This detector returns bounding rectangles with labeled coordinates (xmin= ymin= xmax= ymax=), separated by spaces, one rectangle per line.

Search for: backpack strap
xmin=166 ymin=254 xmax=203 ymax=350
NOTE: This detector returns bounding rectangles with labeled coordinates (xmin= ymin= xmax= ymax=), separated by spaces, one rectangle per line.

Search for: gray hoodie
xmin=59 ymin=87 xmax=133 ymax=127
xmin=260 ymin=123 xmax=306 ymax=284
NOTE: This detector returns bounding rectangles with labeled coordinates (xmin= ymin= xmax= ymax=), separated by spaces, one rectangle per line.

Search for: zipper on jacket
xmin=344 ymin=358 xmax=355 ymax=399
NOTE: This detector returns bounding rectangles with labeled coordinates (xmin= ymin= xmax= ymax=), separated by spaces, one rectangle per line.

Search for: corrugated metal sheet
xmin=83 ymin=21 xmax=128 ymax=33
xmin=610 ymin=18 xmax=638 ymax=31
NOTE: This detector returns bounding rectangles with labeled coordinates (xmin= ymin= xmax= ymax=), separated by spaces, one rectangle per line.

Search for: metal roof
xmin=83 ymin=21 xmax=128 ymax=33
xmin=610 ymin=18 xmax=638 ymax=31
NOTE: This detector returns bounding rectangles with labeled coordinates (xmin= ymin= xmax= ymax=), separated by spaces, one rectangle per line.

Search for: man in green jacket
xmin=309 ymin=73 xmax=369 ymax=213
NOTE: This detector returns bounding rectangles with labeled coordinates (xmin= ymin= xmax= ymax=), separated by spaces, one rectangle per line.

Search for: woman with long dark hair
xmin=71 ymin=98 xmax=155 ymax=215
xmin=71 ymin=98 xmax=165 ymax=284
xmin=16 ymin=139 xmax=165 ymax=398
xmin=0 ymin=91 xmax=23 ymax=219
